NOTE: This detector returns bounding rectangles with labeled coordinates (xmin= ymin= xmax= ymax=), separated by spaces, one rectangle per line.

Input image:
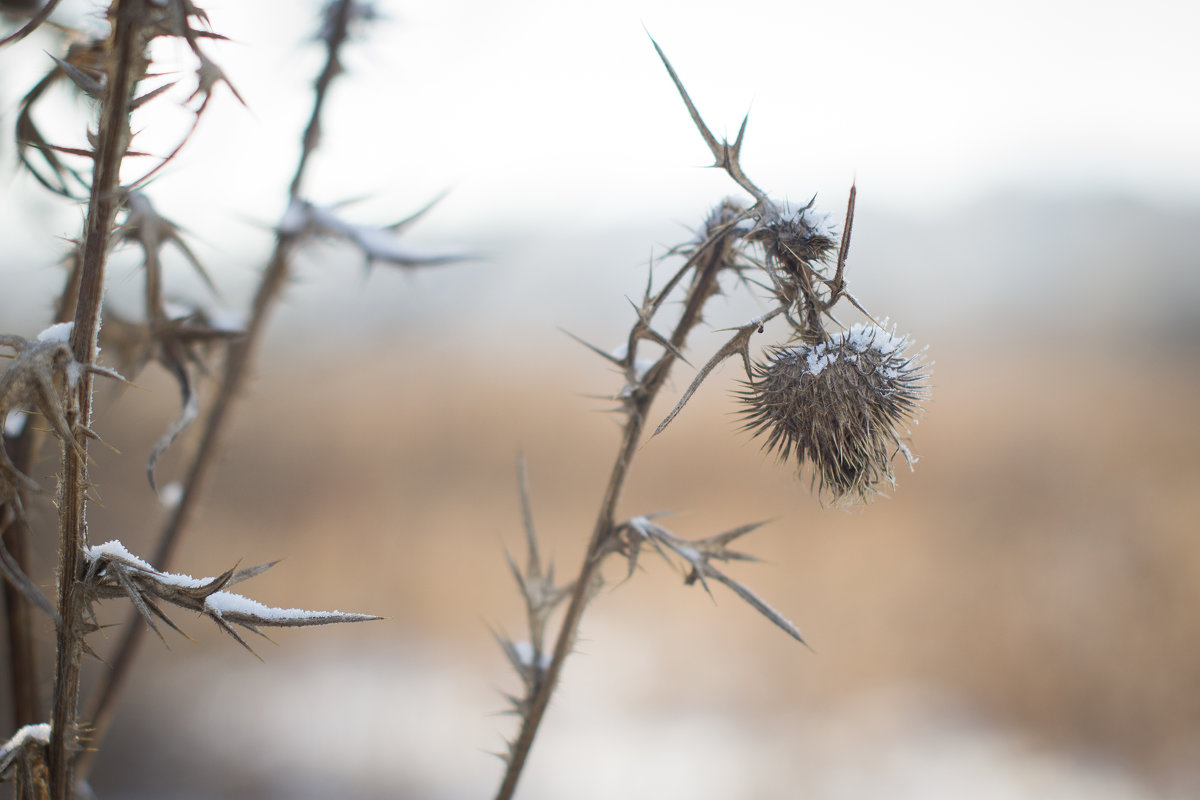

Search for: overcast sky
xmin=5 ymin=0 xmax=1198 ymax=216
xmin=1 ymin=0 xmax=1198 ymax=334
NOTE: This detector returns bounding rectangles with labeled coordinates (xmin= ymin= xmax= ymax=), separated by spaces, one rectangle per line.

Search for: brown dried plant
xmin=0 ymin=2 xmax=461 ymax=797
xmin=491 ymin=38 xmax=930 ymax=799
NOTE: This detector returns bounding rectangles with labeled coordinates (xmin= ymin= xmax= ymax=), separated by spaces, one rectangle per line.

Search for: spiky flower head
xmin=738 ymin=323 xmax=929 ymax=504
xmin=745 ymin=203 xmax=837 ymax=270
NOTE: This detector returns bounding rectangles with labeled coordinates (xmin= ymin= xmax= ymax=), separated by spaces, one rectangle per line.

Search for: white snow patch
xmin=805 ymin=348 xmax=838 ymax=376
xmin=86 ymin=539 xmax=153 ymax=570
xmin=803 ymin=324 xmax=910 ymax=376
xmin=841 ymin=322 xmax=907 ymax=356
xmin=204 ymin=590 xmax=345 ymax=621
xmin=608 ymin=343 xmax=657 ymax=379
xmin=163 ymin=300 xmax=194 ymax=321
xmin=4 ymin=410 xmax=27 ymax=438
xmin=37 ymin=321 xmax=73 ymax=343
xmin=802 ymin=208 xmax=834 ymax=239
xmin=277 ymin=197 xmax=309 ymax=235
xmin=1 ymin=722 xmax=51 ymax=753
xmin=204 ymin=306 xmax=245 ymax=333
xmin=85 ymin=539 xmax=210 ymax=589
xmin=159 ymin=481 xmax=184 ymax=509
xmin=512 ymin=641 xmax=552 ymax=671
xmin=0 ymin=723 xmax=51 ymax=763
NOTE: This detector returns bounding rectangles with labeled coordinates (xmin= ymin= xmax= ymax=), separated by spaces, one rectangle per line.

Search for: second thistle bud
xmin=738 ymin=324 xmax=929 ymax=504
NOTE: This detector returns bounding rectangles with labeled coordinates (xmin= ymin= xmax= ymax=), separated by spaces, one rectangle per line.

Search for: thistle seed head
xmin=738 ymin=323 xmax=929 ymax=504
xmin=745 ymin=204 xmax=837 ymax=269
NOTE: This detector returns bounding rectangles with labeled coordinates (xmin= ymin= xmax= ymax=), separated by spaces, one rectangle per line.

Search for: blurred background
xmin=1 ymin=0 xmax=1199 ymax=798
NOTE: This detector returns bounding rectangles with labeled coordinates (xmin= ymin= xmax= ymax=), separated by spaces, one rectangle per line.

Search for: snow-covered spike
xmin=203 ymin=590 xmax=378 ymax=628
xmin=83 ymin=540 xmax=378 ymax=652
xmin=287 ymin=200 xmax=472 ymax=271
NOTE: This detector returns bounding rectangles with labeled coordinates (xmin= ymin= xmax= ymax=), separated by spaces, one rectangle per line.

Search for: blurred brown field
xmin=12 ymin=322 xmax=1189 ymax=798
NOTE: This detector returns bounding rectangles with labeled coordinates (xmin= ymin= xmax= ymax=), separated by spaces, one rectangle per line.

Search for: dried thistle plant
xmin=0 ymin=2 xmax=460 ymax=797
xmin=491 ymin=38 xmax=930 ymax=799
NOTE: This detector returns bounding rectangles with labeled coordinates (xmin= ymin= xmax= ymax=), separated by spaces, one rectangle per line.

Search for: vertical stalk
xmin=48 ymin=2 xmax=146 ymax=797
xmin=494 ymin=231 xmax=734 ymax=800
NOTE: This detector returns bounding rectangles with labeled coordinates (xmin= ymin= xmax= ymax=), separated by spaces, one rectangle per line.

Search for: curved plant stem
xmin=76 ymin=0 xmax=359 ymax=780
xmin=494 ymin=227 xmax=737 ymax=800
